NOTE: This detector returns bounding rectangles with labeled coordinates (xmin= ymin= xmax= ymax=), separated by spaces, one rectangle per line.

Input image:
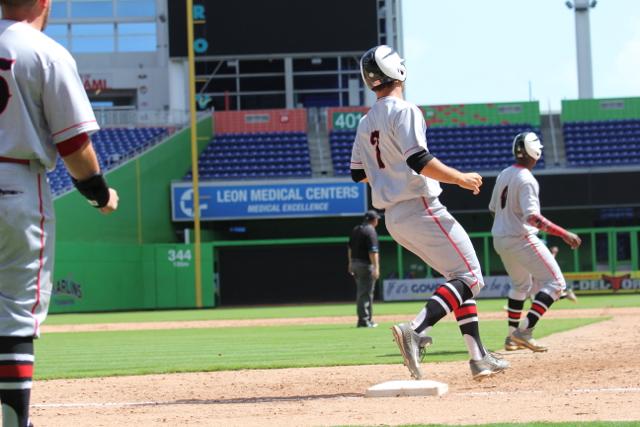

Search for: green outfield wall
xmin=421 ymin=101 xmax=540 ymax=127
xmin=51 ymin=242 xmax=214 ymax=313
xmin=54 ymin=116 xmax=212 ymax=244
xmin=328 ymin=102 xmax=541 ymax=131
xmin=51 ymin=117 xmax=215 ymax=313
xmin=561 ymin=97 xmax=640 ymax=122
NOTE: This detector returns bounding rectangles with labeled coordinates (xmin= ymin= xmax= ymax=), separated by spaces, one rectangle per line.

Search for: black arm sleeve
xmin=406 ymin=149 xmax=434 ymax=174
xmin=351 ymin=169 xmax=367 ymax=183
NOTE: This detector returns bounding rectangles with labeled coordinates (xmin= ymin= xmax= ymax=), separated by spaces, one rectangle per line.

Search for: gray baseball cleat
xmin=469 ymin=351 xmax=510 ymax=381
xmin=504 ymin=335 xmax=524 ymax=351
xmin=563 ymin=289 xmax=578 ymax=303
xmin=391 ymin=323 xmax=423 ymax=380
xmin=511 ymin=328 xmax=548 ymax=352
xmin=418 ymin=334 xmax=433 ymax=361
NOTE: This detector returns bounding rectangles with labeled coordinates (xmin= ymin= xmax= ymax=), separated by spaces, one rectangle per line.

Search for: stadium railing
xmin=209 ymin=226 xmax=640 ymax=280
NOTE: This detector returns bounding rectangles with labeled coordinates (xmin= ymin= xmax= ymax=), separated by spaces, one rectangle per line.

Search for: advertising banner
xmin=564 ymin=271 xmax=640 ymax=294
xmin=171 ymin=180 xmax=367 ymax=221
xmin=383 ymin=276 xmax=513 ymax=301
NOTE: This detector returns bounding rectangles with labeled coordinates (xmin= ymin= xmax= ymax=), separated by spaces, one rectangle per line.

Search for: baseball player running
xmin=489 ymin=132 xmax=581 ymax=353
xmin=351 ymin=45 xmax=509 ymax=381
xmin=0 ymin=1 xmax=118 ymax=425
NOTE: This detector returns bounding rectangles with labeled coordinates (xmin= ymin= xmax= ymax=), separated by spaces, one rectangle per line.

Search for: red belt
xmin=0 ymin=156 xmax=29 ymax=165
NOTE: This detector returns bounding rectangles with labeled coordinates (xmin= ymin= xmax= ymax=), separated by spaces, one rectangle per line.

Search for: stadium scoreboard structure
xmin=168 ymin=0 xmax=378 ymax=57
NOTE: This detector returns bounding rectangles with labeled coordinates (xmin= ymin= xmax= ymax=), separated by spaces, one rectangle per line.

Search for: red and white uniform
xmin=351 ymin=96 xmax=484 ymax=295
xmin=489 ymin=165 xmax=565 ymax=300
xmin=0 ymin=20 xmax=99 ymax=337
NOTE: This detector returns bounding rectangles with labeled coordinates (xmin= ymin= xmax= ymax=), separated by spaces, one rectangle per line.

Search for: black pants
xmin=352 ymin=261 xmax=376 ymax=325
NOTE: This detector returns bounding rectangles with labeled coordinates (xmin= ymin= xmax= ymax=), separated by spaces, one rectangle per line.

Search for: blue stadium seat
xmin=47 ymin=127 xmax=170 ymax=195
xmin=186 ymin=131 xmax=312 ymax=181
xmin=564 ymin=119 xmax=640 ymax=167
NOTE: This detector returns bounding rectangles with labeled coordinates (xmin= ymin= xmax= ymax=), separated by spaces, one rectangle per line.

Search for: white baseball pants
xmin=0 ymin=162 xmax=55 ymax=337
xmin=385 ymin=196 xmax=484 ymax=297
xmin=493 ymin=233 xmax=565 ymax=300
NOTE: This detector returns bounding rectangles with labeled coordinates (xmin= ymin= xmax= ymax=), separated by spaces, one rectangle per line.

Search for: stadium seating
xmin=330 ymin=124 xmax=543 ymax=175
xmin=47 ymin=127 xmax=168 ymax=194
xmin=186 ymin=131 xmax=312 ymax=180
xmin=564 ymin=119 xmax=640 ymax=167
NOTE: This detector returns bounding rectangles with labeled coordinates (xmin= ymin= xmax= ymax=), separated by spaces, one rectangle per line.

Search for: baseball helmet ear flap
xmin=513 ymin=132 xmax=543 ymax=161
xmin=360 ymin=45 xmax=407 ymax=90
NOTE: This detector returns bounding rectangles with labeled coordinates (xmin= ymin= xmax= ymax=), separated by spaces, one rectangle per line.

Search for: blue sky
xmin=402 ymin=0 xmax=640 ymax=111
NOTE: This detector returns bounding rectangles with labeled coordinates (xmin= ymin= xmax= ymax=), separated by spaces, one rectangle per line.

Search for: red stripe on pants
xmin=31 ymin=173 xmax=44 ymax=336
xmin=420 ymin=197 xmax=479 ymax=288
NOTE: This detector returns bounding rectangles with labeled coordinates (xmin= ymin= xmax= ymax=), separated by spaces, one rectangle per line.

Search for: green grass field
xmin=44 ymin=293 xmax=640 ymax=325
xmin=35 ymin=294 xmax=638 ymax=380
xmin=37 ymin=318 xmax=602 ymax=380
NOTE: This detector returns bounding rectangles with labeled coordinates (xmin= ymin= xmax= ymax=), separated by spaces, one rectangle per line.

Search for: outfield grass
xmin=45 ymin=293 xmax=640 ymax=325
xmin=36 ymin=317 xmax=603 ymax=380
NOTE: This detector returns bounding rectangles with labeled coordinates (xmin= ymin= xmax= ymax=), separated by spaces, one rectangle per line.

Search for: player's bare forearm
xmin=62 ymin=139 xmax=101 ymax=181
xmin=62 ymin=138 xmax=120 ymax=213
xmin=419 ymin=157 xmax=459 ymax=183
xmin=420 ymin=157 xmax=482 ymax=194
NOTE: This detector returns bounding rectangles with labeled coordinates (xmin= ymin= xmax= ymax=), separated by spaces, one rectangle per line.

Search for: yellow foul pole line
xmin=186 ymin=0 xmax=203 ymax=307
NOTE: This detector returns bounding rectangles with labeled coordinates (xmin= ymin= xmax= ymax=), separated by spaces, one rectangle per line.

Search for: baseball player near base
xmin=0 ymin=1 xmax=119 ymax=426
xmin=351 ymin=45 xmax=509 ymax=381
xmin=489 ymin=132 xmax=581 ymax=353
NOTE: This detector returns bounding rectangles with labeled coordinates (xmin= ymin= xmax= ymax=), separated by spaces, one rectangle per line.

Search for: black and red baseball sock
xmin=411 ymin=279 xmax=472 ymax=334
xmin=521 ymin=291 xmax=555 ymax=329
xmin=454 ymin=300 xmax=486 ymax=361
xmin=507 ymin=298 xmax=525 ymax=335
xmin=0 ymin=337 xmax=33 ymax=427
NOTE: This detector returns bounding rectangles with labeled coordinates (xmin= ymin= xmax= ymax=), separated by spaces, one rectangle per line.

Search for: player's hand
xmin=99 ymin=188 xmax=119 ymax=214
xmin=563 ymin=232 xmax=581 ymax=249
xmin=372 ymin=268 xmax=380 ymax=280
xmin=457 ymin=172 xmax=483 ymax=195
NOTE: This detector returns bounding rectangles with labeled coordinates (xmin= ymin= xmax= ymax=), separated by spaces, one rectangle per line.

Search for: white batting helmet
xmin=360 ymin=45 xmax=407 ymax=90
xmin=513 ymin=132 xmax=543 ymax=161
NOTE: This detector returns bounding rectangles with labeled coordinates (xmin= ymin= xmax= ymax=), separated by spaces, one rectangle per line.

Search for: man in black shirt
xmin=348 ymin=210 xmax=381 ymax=328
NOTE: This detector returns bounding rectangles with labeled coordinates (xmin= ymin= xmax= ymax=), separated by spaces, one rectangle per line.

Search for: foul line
xmin=32 ymin=387 xmax=640 ymax=409
xmin=455 ymin=386 xmax=640 ymax=397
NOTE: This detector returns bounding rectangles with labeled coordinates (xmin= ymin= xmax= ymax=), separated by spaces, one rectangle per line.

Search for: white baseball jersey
xmin=489 ymin=165 xmax=540 ymax=237
xmin=350 ymin=96 xmax=442 ymax=209
xmin=0 ymin=20 xmax=99 ymax=170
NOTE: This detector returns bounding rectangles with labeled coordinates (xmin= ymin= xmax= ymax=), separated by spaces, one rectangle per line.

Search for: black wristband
xmin=72 ymin=174 xmax=110 ymax=208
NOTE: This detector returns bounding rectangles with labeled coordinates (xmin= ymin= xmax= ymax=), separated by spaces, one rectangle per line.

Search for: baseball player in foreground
xmin=489 ymin=132 xmax=581 ymax=353
xmin=0 ymin=1 xmax=118 ymax=425
xmin=351 ymin=45 xmax=509 ymax=381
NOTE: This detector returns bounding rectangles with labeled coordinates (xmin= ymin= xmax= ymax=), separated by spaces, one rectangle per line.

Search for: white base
xmin=365 ymin=380 xmax=448 ymax=398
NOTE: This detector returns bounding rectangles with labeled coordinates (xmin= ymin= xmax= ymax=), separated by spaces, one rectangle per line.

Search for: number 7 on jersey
xmin=0 ymin=58 xmax=14 ymax=115
xmin=370 ymin=131 xmax=385 ymax=168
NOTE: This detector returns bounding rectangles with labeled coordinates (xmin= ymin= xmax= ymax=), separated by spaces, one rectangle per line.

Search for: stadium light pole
xmin=186 ymin=0 xmax=203 ymax=307
xmin=565 ymin=0 xmax=597 ymax=98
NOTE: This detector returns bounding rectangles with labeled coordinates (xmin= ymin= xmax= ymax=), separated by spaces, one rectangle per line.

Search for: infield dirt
xmin=32 ymin=307 xmax=640 ymax=426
